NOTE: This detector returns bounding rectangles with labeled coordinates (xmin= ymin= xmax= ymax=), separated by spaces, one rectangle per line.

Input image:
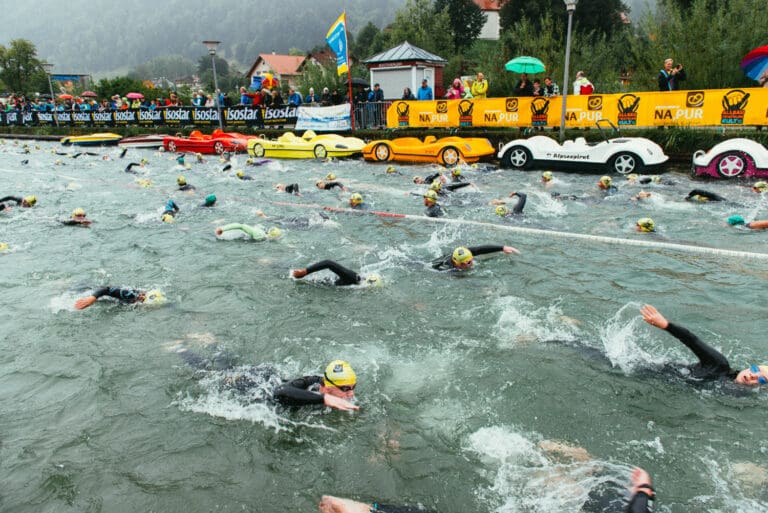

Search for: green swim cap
xmin=204 ymin=194 xmax=217 ymax=206
xmin=728 ymin=215 xmax=746 ymax=226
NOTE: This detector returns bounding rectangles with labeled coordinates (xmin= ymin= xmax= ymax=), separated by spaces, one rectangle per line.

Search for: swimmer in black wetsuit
xmin=60 ymin=208 xmax=92 ymax=226
xmin=316 ymin=180 xmax=348 ymax=191
xmin=598 ymin=176 xmax=618 ymax=194
xmin=432 ymin=245 xmax=520 ymax=271
xmin=124 ymin=162 xmax=142 ymax=173
xmin=0 ymin=195 xmax=36 ymax=207
xmin=413 ymin=171 xmax=446 ymax=185
xmin=490 ymin=191 xmax=527 ymax=216
xmin=429 ymin=179 xmax=471 ymax=197
xmin=275 ymin=183 xmax=301 ymax=195
xmin=685 ymin=189 xmax=726 ymax=202
xmin=319 ymin=496 xmax=439 ymax=513
xmin=641 ymin=304 xmax=768 ymax=385
xmin=292 ymin=260 xmax=382 ymax=287
xmin=177 ymin=175 xmax=196 ymax=191
xmin=422 ymin=190 xmax=445 ymax=217
xmin=273 ymin=360 xmax=359 ymax=411
xmin=74 ymin=287 xmax=165 ymax=309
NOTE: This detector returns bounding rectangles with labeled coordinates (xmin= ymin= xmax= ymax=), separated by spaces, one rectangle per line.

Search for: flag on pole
xmin=326 ymin=12 xmax=349 ymax=76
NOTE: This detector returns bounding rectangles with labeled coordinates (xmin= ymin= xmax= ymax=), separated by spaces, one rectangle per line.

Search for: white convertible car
xmin=498 ymin=121 xmax=669 ymax=174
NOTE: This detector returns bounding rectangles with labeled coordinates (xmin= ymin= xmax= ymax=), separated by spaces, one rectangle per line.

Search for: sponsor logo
xmin=396 ymin=102 xmax=410 ymax=127
xmin=549 ymin=153 xmax=590 ymax=160
xmin=57 ymin=112 xmax=72 ymax=122
xmin=587 ymin=96 xmax=603 ymax=111
xmin=36 ymin=112 xmax=53 ymax=122
xmin=617 ymin=94 xmax=639 ymax=125
xmin=73 ymin=112 xmax=91 ymax=124
xmin=564 ymin=111 xmax=602 ymax=122
xmin=505 ymin=98 xmax=518 ymax=112
xmin=436 ymin=101 xmax=448 ymax=114
xmin=114 ymin=111 xmax=137 ymax=123
xmin=458 ymin=100 xmax=474 ymax=127
xmin=686 ymin=91 xmax=705 ymax=108
xmin=193 ymin=109 xmax=219 ymax=122
xmin=721 ymin=89 xmax=749 ymax=125
xmin=226 ymin=108 xmax=260 ymax=121
xmin=653 ymin=108 xmax=703 ymax=122
xmin=418 ymin=113 xmax=449 ymax=123
xmin=92 ymin=112 xmax=112 ymax=123
xmin=264 ymin=106 xmax=297 ymax=120
xmin=530 ymin=98 xmax=549 ymax=127
xmin=483 ymin=111 xmax=518 ymax=123
xmin=164 ymin=109 xmax=191 ymax=122
xmin=138 ymin=110 xmax=162 ymax=122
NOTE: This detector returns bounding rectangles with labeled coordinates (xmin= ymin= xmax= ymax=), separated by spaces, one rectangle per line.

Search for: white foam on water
xmin=493 ymin=296 xmax=582 ymax=347
xmin=599 ymin=302 xmax=666 ymax=374
xmin=529 ymin=190 xmax=568 ymax=217
xmin=696 ymin=455 xmax=768 ymax=512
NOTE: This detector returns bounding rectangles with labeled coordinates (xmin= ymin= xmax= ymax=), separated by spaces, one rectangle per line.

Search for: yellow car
xmin=247 ymin=130 xmax=365 ymax=159
xmin=60 ymin=132 xmax=123 ymax=146
xmin=362 ymin=135 xmax=495 ymax=165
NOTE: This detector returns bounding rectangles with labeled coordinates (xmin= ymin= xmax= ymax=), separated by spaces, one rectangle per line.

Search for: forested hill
xmin=3 ymin=0 xmax=406 ymax=75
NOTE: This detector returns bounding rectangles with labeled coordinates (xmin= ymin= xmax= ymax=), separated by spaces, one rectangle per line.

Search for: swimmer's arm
xmin=626 ymin=467 xmax=653 ymax=513
xmin=273 ymin=376 xmax=325 ymax=405
xmin=510 ymin=192 xmax=527 ymax=214
xmin=747 ymin=220 xmax=768 ymax=230
xmin=75 ymin=286 xmax=124 ymax=309
xmin=0 ymin=196 xmax=22 ymax=205
xmin=444 ymin=182 xmax=471 ymax=192
xmin=467 ymin=245 xmax=521 ymax=256
xmin=306 ymin=260 xmax=360 ymax=285
xmin=318 ymin=496 xmax=371 ymax=513
xmin=664 ymin=322 xmax=732 ymax=372
xmin=217 ymin=223 xmax=266 ymax=240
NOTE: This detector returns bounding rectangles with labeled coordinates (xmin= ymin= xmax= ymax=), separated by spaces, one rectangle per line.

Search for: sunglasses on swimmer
xmin=750 ymin=365 xmax=768 ymax=385
xmin=324 ymin=373 xmax=356 ymax=392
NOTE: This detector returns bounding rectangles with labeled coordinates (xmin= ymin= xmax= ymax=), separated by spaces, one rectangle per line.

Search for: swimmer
xmin=71 ymin=152 xmax=99 ymax=159
xmin=176 ymin=154 xmax=185 ymax=166
xmin=162 ymin=198 xmax=179 ymax=223
xmin=685 ymin=189 xmax=726 ymax=202
xmin=124 ymin=162 xmax=142 ymax=173
xmin=220 ymin=151 xmax=231 ymax=163
xmin=423 ymin=189 xmax=445 ymax=218
xmin=292 ymin=260 xmax=382 ymax=287
xmin=631 ymin=191 xmax=652 ymax=202
xmin=450 ymin=167 xmax=465 ymax=182
xmin=195 ymin=152 xmax=204 ymax=163
xmin=318 ymin=496 xmax=438 ymax=513
xmin=177 ymin=176 xmax=196 ymax=191
xmin=275 ymin=183 xmax=301 ymax=196
xmin=200 ymin=194 xmax=217 ymax=208
xmin=635 ymin=217 xmax=655 ymax=232
xmin=349 ymin=192 xmax=368 ymax=210
xmin=541 ymin=171 xmax=554 ymax=183
xmin=641 ymin=304 xmax=768 ymax=385
xmin=412 ymin=171 xmax=446 ymax=185
xmin=626 ymin=467 xmax=654 ymax=513
xmin=316 ymin=179 xmax=348 ymax=191
xmin=274 ymin=360 xmax=359 ymax=410
xmin=727 ymin=215 xmax=768 ymax=229
xmin=431 ymin=244 xmax=520 ymax=271
xmin=0 ymin=195 xmax=36 ymax=208
xmin=385 ymin=165 xmax=402 ymax=176
xmin=429 ymin=178 xmax=471 ymax=196
xmin=74 ymin=287 xmax=165 ymax=310
xmin=236 ymin=170 xmax=254 ymax=181
xmin=490 ymin=191 xmax=527 ymax=215
xmin=214 ymin=223 xmax=282 ymax=241
xmin=751 ymin=181 xmax=768 ymax=193
xmin=598 ymin=176 xmax=618 ymax=194
xmin=61 ymin=208 xmax=92 ymax=226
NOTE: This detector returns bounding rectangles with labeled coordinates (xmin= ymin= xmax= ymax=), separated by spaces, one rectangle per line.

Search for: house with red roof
xmin=472 ymin=0 xmax=502 ymax=40
xmin=245 ymin=53 xmax=306 ymax=90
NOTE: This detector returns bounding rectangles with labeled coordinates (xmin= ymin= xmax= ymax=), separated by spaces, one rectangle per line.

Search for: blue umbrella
xmin=505 ymin=56 xmax=546 ymax=74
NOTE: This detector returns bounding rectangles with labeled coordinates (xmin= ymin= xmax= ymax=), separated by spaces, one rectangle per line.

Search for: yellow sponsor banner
xmin=386 ymin=88 xmax=768 ymax=129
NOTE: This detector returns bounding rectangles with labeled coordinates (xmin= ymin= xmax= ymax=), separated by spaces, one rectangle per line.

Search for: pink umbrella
xmin=81 ymin=90 xmax=97 ymax=98
xmin=126 ymin=92 xmax=144 ymax=99
xmin=58 ymin=93 xmax=74 ymax=100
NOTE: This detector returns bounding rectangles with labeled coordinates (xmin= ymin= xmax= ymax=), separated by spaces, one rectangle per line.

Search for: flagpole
xmin=345 ymin=12 xmax=355 ymax=131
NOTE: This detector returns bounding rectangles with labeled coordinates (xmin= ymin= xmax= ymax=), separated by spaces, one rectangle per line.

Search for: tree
xmin=354 ymin=21 xmax=382 ymax=60
xmin=0 ymin=39 xmax=45 ymax=94
xmin=434 ymin=0 xmax=487 ymax=53
xmin=500 ymin=0 xmax=629 ymax=38
xmin=383 ymin=0 xmax=454 ymax=58
xmin=128 ymin=55 xmax=196 ymax=82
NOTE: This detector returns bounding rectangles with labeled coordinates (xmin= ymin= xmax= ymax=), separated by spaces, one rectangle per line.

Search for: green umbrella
xmin=505 ymin=56 xmax=546 ymax=74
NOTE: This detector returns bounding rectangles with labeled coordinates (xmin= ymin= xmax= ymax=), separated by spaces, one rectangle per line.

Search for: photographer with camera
xmin=658 ymin=58 xmax=686 ymax=91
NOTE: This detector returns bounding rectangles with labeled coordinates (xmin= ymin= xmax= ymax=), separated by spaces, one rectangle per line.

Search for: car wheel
xmin=251 ymin=143 xmax=265 ymax=158
xmin=609 ymin=152 xmax=643 ymax=175
xmin=373 ymin=143 xmax=391 ymax=162
xmin=214 ymin=142 xmax=225 ymax=154
xmin=167 ymin=141 xmax=177 ymax=152
xmin=314 ymin=144 xmax=328 ymax=159
xmin=716 ymin=152 xmax=747 ymax=178
xmin=440 ymin=146 xmax=460 ymax=166
xmin=502 ymin=145 xmax=532 ymax=169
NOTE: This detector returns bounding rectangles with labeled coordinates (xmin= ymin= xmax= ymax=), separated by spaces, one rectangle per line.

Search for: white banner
xmin=296 ymin=104 xmax=351 ymax=131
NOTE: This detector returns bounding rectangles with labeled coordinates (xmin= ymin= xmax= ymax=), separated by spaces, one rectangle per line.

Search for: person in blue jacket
xmin=416 ymin=79 xmax=433 ymax=100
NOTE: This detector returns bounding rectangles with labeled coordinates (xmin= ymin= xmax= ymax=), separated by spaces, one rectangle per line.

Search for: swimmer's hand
xmin=323 ymin=394 xmax=360 ymax=411
xmin=292 ymin=268 xmax=308 ymax=279
xmin=502 ymin=245 xmax=520 ymax=255
xmin=215 ymin=227 xmax=223 ymax=236
xmin=629 ymin=467 xmax=654 ymax=498
xmin=74 ymin=296 xmax=97 ymax=310
xmin=641 ymin=304 xmax=669 ymax=329
xmin=319 ymin=495 xmax=369 ymax=513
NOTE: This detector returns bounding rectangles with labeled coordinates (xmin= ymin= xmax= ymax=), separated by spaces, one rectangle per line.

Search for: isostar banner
xmin=386 ymin=88 xmax=768 ymax=129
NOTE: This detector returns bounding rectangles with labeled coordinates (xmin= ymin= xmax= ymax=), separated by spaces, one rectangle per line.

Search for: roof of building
xmin=246 ymin=53 xmax=306 ymax=77
xmin=363 ymin=41 xmax=447 ymax=64
xmin=472 ymin=0 xmax=501 ymax=11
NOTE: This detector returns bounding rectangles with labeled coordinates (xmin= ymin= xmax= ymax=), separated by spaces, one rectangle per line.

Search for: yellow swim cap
xmin=350 ymin=193 xmax=363 ymax=206
xmin=637 ymin=217 xmax=655 ymax=232
xmin=144 ymin=289 xmax=166 ymax=305
xmin=140 ymin=158 xmax=149 ymax=165
xmin=452 ymin=246 xmax=474 ymax=265
xmin=24 ymin=195 xmax=37 ymax=206
xmin=599 ymin=176 xmax=612 ymax=187
xmin=365 ymin=272 xmax=383 ymax=287
xmin=0 ymin=242 xmax=8 ymax=252
xmin=325 ymin=172 xmax=337 ymax=181
xmin=71 ymin=208 xmax=86 ymax=218
xmin=184 ymin=163 xmax=192 ymax=170
xmin=753 ymin=181 xmax=768 ymax=192
xmin=423 ymin=190 xmax=438 ymax=204
xmin=324 ymin=360 xmax=357 ymax=387
xmin=495 ymin=205 xmax=509 ymax=216
xmin=627 ymin=173 xmax=638 ymax=181
xmin=430 ymin=179 xmax=442 ymax=192
xmin=451 ymin=167 xmax=461 ymax=177
xmin=177 ymin=175 xmax=187 ymax=186
xmin=542 ymin=171 xmax=553 ymax=182
xmin=386 ymin=165 xmax=396 ymax=174
xmin=162 ymin=213 xmax=175 ymax=224
xmin=267 ymin=226 xmax=282 ymax=239
xmin=196 ymin=152 xmax=203 ymax=160
xmin=236 ymin=170 xmax=244 ymax=178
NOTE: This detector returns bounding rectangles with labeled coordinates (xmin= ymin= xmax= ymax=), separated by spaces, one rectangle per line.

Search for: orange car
xmin=362 ymin=135 xmax=495 ymax=166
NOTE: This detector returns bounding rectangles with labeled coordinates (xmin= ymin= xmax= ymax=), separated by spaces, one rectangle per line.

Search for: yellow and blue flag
xmin=326 ymin=12 xmax=349 ymax=76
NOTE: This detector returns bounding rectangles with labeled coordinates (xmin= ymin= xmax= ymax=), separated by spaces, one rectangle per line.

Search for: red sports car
xmin=162 ymin=129 xmax=260 ymax=154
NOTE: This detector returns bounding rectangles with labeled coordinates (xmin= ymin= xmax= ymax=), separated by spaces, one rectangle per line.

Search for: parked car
xmin=363 ymin=135 xmax=495 ymax=166
xmin=163 ymin=129 xmax=258 ymax=154
xmin=247 ymin=130 xmax=365 ymax=159
xmin=692 ymin=138 xmax=768 ymax=179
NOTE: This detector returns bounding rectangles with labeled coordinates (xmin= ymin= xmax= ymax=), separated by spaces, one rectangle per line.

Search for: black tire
xmin=213 ymin=141 xmax=225 ymax=154
xmin=314 ymin=144 xmax=328 ymax=159
xmin=609 ymin=151 xmax=643 ymax=175
xmin=501 ymin=145 xmax=532 ymax=169
xmin=440 ymin=146 xmax=460 ymax=166
xmin=373 ymin=143 xmax=391 ymax=162
xmin=251 ymin=143 xmax=265 ymax=158
xmin=715 ymin=152 xmax=747 ymax=178
xmin=167 ymin=141 xmax=177 ymax=152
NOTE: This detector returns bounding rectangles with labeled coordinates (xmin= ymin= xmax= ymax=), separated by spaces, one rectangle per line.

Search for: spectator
xmin=417 ymin=78 xmax=433 ymax=100
xmin=223 ymin=93 xmax=233 ymax=107
xmin=543 ymin=76 xmax=560 ymax=97
xmin=271 ymin=88 xmax=284 ymax=107
xmin=321 ymin=87 xmax=332 ymax=106
xmin=205 ymin=95 xmax=215 ymax=107
xmin=368 ymin=83 xmax=384 ymax=102
xmin=331 ymin=89 xmax=342 ymax=105
xmin=239 ymin=86 xmax=253 ymax=106
xmin=532 ymin=79 xmax=544 ymax=96
xmin=287 ymin=88 xmax=302 ymax=107
xmin=305 ymin=87 xmax=320 ymax=104
xmin=401 ymin=87 xmax=415 ymax=100
xmin=658 ymin=58 xmax=686 ymax=91
xmin=573 ymin=71 xmax=594 ymax=95
xmin=445 ymin=78 xmax=464 ymax=99
xmin=513 ymin=73 xmax=533 ymax=96
xmin=471 ymin=72 xmax=488 ymax=98
xmin=260 ymin=88 xmax=272 ymax=108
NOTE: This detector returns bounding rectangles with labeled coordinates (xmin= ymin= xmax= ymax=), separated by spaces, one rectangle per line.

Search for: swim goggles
xmin=323 ymin=373 xmax=356 ymax=392
xmin=750 ymin=365 xmax=768 ymax=385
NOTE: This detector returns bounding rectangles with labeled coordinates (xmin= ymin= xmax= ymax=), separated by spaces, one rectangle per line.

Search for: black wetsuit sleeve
xmin=423 ymin=173 xmax=441 ymax=184
xmin=431 ymin=254 xmax=452 ymax=270
xmin=372 ymin=503 xmax=439 ymax=513
xmin=664 ymin=322 xmax=734 ymax=377
xmin=511 ymin=192 xmax=527 ymax=214
xmin=686 ymin=189 xmax=725 ymax=201
xmin=325 ymin=181 xmax=345 ymax=190
xmin=444 ymin=182 xmax=471 ymax=192
xmin=92 ymin=287 xmax=140 ymax=303
xmin=305 ymin=260 xmax=361 ymax=286
xmin=0 ymin=196 xmax=22 ymax=205
xmin=625 ymin=491 xmax=651 ymax=513
xmin=285 ymin=183 xmax=300 ymax=194
xmin=273 ymin=375 xmax=324 ymax=405
xmin=467 ymin=245 xmax=506 ymax=257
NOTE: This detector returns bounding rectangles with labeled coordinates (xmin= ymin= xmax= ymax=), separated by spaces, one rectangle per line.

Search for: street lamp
xmin=202 ymin=40 xmax=224 ymax=130
xmin=41 ymin=62 xmax=59 ymax=127
xmin=559 ymin=0 xmax=578 ymax=142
